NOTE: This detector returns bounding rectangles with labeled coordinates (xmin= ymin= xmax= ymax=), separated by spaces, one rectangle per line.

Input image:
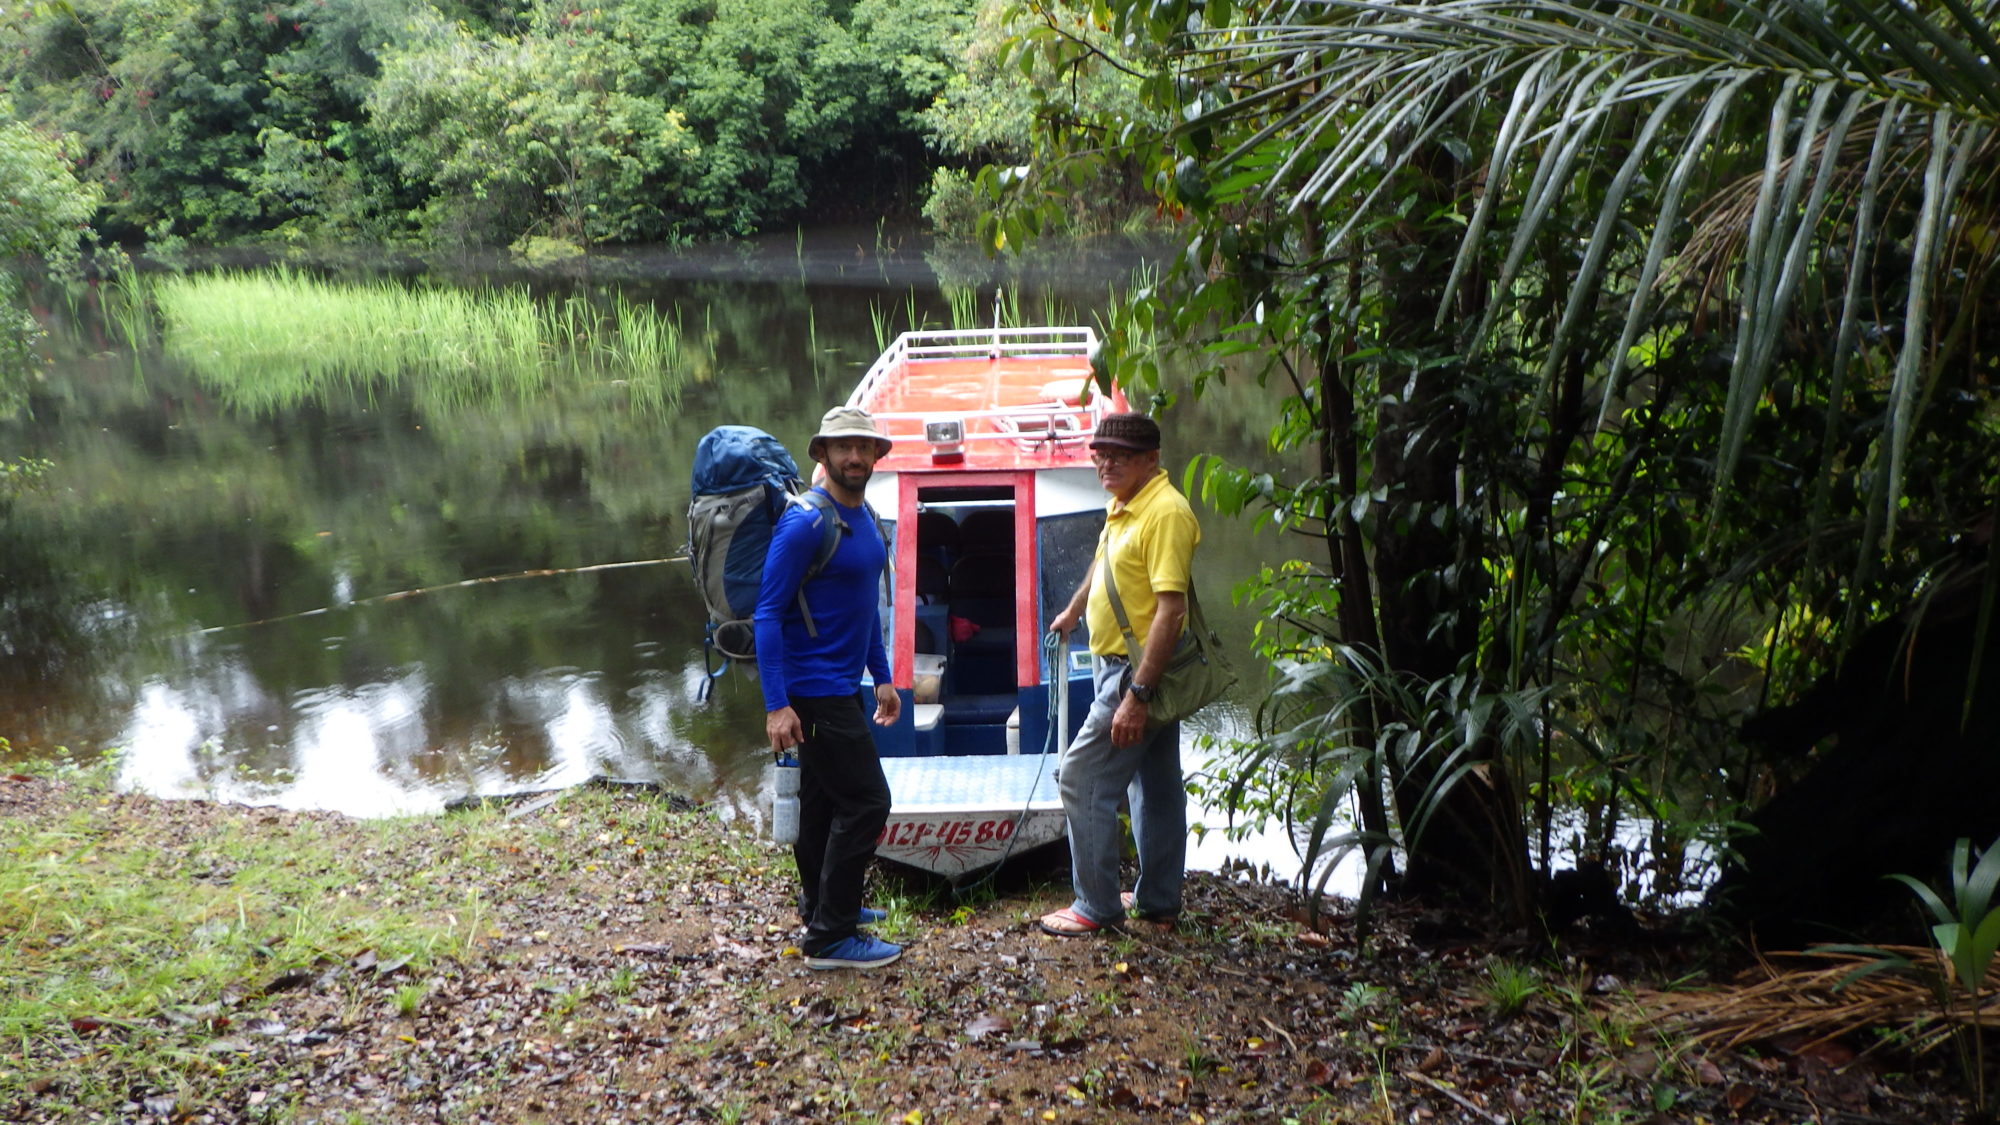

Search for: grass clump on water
xmin=146 ymin=268 xmax=696 ymax=413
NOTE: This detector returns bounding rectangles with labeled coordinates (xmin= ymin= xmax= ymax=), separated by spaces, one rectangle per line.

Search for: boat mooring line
xmin=195 ymin=555 xmax=691 ymax=635
xmin=952 ymin=628 xmax=1068 ymax=899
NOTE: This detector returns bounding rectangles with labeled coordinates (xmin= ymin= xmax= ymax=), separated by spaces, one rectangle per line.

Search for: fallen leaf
xmin=967 ymin=1013 xmax=1012 ymax=1040
xmin=1614 ymin=1048 xmax=1659 ymax=1079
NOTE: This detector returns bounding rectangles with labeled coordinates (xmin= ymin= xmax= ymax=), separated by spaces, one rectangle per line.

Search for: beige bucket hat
xmin=808 ymin=406 xmax=893 ymax=461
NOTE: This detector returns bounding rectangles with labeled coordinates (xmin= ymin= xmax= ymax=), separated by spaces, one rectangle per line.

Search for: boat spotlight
xmin=924 ymin=417 xmax=966 ymax=463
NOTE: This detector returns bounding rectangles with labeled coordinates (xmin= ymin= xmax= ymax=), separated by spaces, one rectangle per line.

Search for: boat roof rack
xmin=847 ymin=327 xmax=1112 ymax=451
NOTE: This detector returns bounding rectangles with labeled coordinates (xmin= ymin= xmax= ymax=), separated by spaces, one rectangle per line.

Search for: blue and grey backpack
xmin=687 ymin=425 xmax=874 ymax=691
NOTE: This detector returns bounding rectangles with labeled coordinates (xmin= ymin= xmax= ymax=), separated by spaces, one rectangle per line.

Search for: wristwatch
xmin=1129 ymin=681 xmax=1157 ymax=703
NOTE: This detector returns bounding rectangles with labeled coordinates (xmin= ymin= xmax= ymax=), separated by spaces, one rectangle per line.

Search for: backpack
xmin=687 ymin=425 xmax=878 ymax=691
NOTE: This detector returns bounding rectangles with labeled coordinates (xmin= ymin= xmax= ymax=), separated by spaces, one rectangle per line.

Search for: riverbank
xmin=0 ymin=765 xmax=1972 ymax=1123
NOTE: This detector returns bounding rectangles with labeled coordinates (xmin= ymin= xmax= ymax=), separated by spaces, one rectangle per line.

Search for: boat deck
xmin=881 ymin=753 xmax=1062 ymax=812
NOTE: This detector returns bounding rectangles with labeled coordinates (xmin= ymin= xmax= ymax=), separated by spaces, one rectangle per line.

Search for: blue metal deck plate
xmin=882 ymin=753 xmax=1062 ymax=813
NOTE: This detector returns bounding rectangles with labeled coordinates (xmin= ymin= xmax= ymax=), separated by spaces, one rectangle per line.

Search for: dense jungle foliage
xmin=0 ymin=0 xmax=991 ymax=249
xmin=990 ymin=0 xmax=2000 ymax=927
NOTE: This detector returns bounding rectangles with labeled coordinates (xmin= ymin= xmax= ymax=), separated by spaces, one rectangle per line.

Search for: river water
xmin=2 ymin=232 xmax=1326 ymax=874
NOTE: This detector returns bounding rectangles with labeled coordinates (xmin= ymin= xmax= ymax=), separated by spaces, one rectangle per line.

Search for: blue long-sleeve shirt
xmin=753 ymin=488 xmax=892 ymax=712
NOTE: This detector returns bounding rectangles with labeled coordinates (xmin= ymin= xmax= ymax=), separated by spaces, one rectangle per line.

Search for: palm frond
xmin=1181 ymin=0 xmax=2000 ymax=543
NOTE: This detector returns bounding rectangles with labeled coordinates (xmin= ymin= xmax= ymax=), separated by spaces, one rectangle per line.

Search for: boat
xmin=841 ymin=324 xmax=1127 ymax=880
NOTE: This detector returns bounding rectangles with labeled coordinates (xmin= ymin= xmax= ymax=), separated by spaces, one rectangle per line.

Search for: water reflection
xmin=4 ymin=237 xmax=1300 ymax=863
xmin=104 ymin=638 xmax=777 ymax=818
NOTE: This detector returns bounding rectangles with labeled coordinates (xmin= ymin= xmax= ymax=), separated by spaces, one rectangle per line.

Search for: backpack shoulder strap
xmin=783 ymin=489 xmax=851 ymax=638
xmin=792 ymin=489 xmax=851 ymax=578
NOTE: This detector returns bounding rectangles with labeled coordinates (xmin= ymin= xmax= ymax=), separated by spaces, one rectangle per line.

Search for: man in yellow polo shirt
xmin=1039 ymin=412 xmax=1200 ymax=935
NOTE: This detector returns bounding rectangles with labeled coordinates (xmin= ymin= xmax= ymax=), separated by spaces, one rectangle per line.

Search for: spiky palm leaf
xmin=1175 ymin=0 xmax=2000 ymax=547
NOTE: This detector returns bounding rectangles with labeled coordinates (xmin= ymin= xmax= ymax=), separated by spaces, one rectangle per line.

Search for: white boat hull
xmin=877 ymin=753 xmax=1067 ymax=880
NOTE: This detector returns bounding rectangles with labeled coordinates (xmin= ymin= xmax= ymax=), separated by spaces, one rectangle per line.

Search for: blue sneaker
xmin=805 ymin=934 xmax=903 ymax=971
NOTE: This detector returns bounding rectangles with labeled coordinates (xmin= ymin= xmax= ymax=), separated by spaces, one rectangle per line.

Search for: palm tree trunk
xmin=1370 ymin=140 xmax=1531 ymax=918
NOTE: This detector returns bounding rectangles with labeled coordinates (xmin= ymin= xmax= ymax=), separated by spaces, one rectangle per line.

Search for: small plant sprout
xmin=1180 ymin=1031 xmax=1221 ymax=1079
xmin=1479 ymin=958 xmax=1543 ymax=1019
xmin=1336 ymin=981 xmax=1389 ymax=1022
xmin=1889 ymin=834 xmax=2000 ymax=1118
xmin=392 ymin=982 xmax=427 ymax=1018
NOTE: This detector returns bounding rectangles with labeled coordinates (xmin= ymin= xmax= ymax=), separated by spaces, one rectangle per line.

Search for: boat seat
xmin=958 ymin=510 xmax=1014 ymax=556
xmin=947 ymin=554 xmax=1012 ymax=601
xmin=948 ymin=594 xmax=1011 ymax=630
xmin=914 ymin=606 xmax=948 ymax=655
xmin=916 ymin=555 xmax=949 ymax=603
xmin=951 ymin=641 xmax=1015 ymax=695
xmin=954 ymin=627 xmax=1014 ymax=655
xmin=916 ymin=511 xmax=961 ymax=568
xmin=941 ymin=692 xmax=1018 ymax=725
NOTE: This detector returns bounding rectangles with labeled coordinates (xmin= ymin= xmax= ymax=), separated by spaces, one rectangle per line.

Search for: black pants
xmin=790 ymin=693 xmax=891 ymax=954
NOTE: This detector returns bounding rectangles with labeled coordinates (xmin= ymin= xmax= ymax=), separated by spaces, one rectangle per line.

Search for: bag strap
xmin=1099 ymin=552 xmax=1144 ymax=666
xmin=788 ymin=489 xmax=845 ymax=638
xmin=790 ymin=489 xmax=893 ymax=639
xmin=1100 ymin=553 xmax=1203 ymax=667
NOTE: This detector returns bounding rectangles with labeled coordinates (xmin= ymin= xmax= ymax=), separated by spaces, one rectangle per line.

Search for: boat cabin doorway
xmin=877 ymin=468 xmax=1103 ymax=757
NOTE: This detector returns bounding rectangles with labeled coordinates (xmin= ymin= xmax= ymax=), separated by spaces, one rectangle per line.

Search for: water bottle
xmin=771 ymin=753 xmax=801 ymax=845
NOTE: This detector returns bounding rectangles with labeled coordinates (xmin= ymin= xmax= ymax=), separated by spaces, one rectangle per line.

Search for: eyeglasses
xmin=1090 ymin=448 xmax=1149 ymax=468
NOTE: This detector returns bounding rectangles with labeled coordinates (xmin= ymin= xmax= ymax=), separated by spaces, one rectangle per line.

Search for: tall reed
xmin=147 ymin=269 xmax=695 ymax=414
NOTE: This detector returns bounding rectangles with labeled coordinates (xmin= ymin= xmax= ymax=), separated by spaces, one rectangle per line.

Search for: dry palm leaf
xmin=1630 ymin=945 xmax=2000 ymax=1056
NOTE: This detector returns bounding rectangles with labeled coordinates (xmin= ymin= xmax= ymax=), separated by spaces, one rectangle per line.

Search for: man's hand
xmin=767 ymin=706 xmax=804 ymax=754
xmin=1111 ymin=690 xmax=1148 ymax=748
xmin=1049 ymin=603 xmax=1084 ymax=639
xmin=872 ymin=682 xmax=901 ymax=726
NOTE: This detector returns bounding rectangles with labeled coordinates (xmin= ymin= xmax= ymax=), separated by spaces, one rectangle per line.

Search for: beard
xmin=829 ymin=461 xmax=874 ymax=492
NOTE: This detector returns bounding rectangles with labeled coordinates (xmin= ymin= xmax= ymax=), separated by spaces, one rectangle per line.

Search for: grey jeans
xmin=1057 ymin=656 xmax=1186 ymax=924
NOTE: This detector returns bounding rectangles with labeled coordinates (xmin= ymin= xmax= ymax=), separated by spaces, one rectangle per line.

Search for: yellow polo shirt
xmin=1085 ymin=469 xmax=1200 ymax=658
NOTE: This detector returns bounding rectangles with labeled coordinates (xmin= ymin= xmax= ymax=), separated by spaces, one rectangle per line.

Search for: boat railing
xmin=849 ymin=327 xmax=1109 ymax=446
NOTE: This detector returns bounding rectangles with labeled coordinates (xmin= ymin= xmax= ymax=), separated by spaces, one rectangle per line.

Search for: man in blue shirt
xmin=755 ymin=407 xmax=903 ymax=971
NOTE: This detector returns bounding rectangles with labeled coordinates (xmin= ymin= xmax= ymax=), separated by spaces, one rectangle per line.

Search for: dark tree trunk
xmin=1315 ymin=268 xmax=1396 ymax=868
xmin=1369 ymin=148 xmax=1532 ymax=919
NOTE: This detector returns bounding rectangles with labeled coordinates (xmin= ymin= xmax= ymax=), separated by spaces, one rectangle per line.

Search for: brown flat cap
xmin=1089 ymin=412 xmax=1160 ymax=452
